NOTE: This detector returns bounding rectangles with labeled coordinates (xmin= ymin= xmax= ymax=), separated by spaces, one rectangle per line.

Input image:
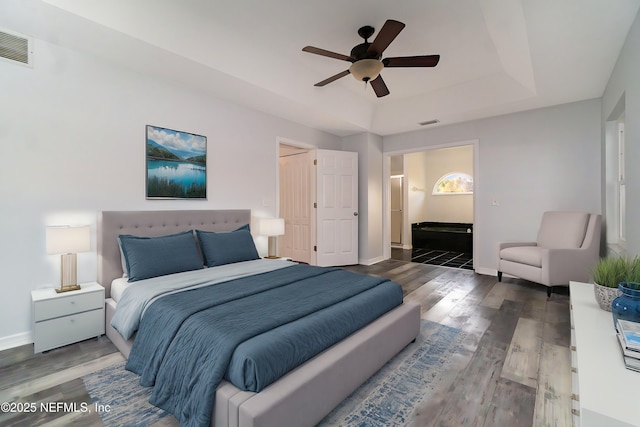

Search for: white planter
xmin=593 ymin=283 xmax=621 ymax=312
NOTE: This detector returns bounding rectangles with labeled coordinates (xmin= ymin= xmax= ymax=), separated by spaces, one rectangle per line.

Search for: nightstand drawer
xmin=33 ymin=308 xmax=104 ymax=352
xmin=34 ymin=291 xmax=103 ymax=321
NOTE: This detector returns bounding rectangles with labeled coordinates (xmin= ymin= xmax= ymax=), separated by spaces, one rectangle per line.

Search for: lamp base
xmin=267 ymin=236 xmax=279 ymax=258
xmin=56 ymin=284 xmax=81 ymax=294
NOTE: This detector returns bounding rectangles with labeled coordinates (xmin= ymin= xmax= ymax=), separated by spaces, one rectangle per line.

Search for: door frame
xmin=276 ymin=137 xmax=318 ymax=264
xmin=389 ymin=174 xmax=404 ymax=246
xmin=382 ymin=139 xmax=479 ymax=270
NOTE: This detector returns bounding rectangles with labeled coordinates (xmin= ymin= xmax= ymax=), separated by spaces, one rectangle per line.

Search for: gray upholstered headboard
xmin=97 ymin=210 xmax=251 ymax=298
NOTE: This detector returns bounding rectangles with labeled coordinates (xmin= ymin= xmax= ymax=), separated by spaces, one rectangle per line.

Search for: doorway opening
xmin=277 ymin=141 xmax=360 ymax=267
xmin=278 ymin=142 xmax=315 ymax=265
xmin=384 ymin=141 xmax=477 ymax=271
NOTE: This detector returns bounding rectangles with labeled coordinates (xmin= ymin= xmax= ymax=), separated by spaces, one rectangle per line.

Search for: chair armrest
xmin=499 ymin=241 xmax=537 ymax=251
xmin=541 ymin=247 xmax=599 ymax=285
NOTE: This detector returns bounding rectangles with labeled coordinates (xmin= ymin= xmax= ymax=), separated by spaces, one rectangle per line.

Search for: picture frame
xmin=145 ymin=125 xmax=207 ymax=199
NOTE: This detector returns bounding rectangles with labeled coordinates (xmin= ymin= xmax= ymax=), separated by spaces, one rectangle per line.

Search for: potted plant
xmin=592 ymin=256 xmax=629 ymax=311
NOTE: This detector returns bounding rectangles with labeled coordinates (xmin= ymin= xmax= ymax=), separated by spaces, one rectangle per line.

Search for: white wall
xmin=602 ymin=9 xmax=640 ymax=257
xmin=406 ymin=145 xmax=473 ymax=224
xmin=0 ymin=12 xmax=341 ymax=347
xmin=342 ymin=133 xmax=384 ymax=265
xmin=390 ymin=155 xmax=403 ymax=176
xmin=384 ymin=99 xmax=602 ymax=274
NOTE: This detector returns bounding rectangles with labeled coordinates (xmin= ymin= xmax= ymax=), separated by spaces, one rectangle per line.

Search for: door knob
xmin=353 ymin=212 xmax=358 ymax=216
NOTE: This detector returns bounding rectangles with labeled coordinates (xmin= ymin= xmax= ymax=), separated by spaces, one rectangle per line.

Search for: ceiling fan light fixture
xmin=303 ymin=20 xmax=439 ymax=96
xmin=349 ymin=59 xmax=383 ymax=82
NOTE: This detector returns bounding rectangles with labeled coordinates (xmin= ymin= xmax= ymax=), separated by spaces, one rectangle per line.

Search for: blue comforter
xmin=126 ymin=264 xmax=403 ymax=427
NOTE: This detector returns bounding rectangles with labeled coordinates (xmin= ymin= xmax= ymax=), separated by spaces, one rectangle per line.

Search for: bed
xmin=98 ymin=210 xmax=421 ymax=427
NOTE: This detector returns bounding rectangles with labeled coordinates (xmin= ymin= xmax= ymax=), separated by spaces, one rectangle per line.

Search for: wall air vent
xmin=0 ymin=28 xmax=33 ymax=67
xmin=419 ymin=119 xmax=440 ymax=126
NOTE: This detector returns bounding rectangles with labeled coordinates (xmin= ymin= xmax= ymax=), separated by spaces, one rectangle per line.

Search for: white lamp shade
xmin=46 ymin=225 xmax=91 ymax=254
xmin=257 ymin=218 xmax=285 ymax=237
xmin=349 ymin=59 xmax=384 ymax=82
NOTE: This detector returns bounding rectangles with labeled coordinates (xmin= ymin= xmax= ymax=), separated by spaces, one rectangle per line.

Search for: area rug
xmin=82 ymin=360 xmax=172 ymax=426
xmin=318 ymin=320 xmax=466 ymax=426
xmin=83 ymin=320 xmax=466 ymax=427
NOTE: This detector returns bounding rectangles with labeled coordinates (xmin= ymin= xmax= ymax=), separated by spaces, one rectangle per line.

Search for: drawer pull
xmin=571 ymin=393 xmax=579 ymax=402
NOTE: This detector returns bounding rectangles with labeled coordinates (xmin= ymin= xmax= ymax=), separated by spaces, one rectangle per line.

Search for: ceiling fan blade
xmin=302 ymin=46 xmax=353 ymax=62
xmin=314 ymin=70 xmax=351 ymax=87
xmin=367 ymin=20 xmax=405 ymax=57
xmin=383 ymin=55 xmax=440 ymax=68
xmin=370 ymin=75 xmax=390 ymax=98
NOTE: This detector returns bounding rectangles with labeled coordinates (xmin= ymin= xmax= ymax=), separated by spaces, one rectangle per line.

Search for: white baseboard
xmin=359 ymin=255 xmax=385 ymax=266
xmin=390 ymin=244 xmax=412 ymax=250
xmin=0 ymin=331 xmax=32 ymax=351
xmin=391 ymin=243 xmax=413 ymax=249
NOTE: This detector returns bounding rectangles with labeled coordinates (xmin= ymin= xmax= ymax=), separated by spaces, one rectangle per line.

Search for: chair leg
xmin=498 ymin=271 xmax=502 ymax=282
xmin=547 ymin=286 xmax=552 ymax=298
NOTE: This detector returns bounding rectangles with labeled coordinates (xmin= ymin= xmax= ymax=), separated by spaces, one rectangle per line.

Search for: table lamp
xmin=257 ymin=218 xmax=285 ymax=259
xmin=46 ymin=225 xmax=91 ymax=293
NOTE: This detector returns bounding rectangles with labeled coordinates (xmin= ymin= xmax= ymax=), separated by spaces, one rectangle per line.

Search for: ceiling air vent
xmin=0 ymin=28 xmax=33 ymax=67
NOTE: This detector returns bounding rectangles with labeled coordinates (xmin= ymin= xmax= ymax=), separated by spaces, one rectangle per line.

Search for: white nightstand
xmin=31 ymin=282 xmax=105 ymax=353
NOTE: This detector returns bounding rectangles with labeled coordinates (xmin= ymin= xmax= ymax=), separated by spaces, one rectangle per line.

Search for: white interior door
xmin=316 ymin=149 xmax=358 ymax=266
xmin=279 ymin=151 xmax=313 ymax=264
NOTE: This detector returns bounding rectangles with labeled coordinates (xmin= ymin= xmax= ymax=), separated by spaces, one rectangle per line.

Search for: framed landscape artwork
xmin=146 ymin=125 xmax=207 ymax=199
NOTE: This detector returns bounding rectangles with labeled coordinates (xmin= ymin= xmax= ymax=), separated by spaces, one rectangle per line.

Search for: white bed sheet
xmin=110 ymin=277 xmax=130 ymax=303
xmin=111 ymin=259 xmax=298 ymax=340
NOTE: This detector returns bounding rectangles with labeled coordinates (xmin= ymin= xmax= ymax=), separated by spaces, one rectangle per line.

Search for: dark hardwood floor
xmin=0 ymin=258 xmax=571 ymax=427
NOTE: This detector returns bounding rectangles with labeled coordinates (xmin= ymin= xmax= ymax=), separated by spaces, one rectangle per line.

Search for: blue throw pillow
xmin=196 ymin=227 xmax=259 ymax=267
xmin=118 ymin=230 xmax=203 ymax=282
xmin=235 ymin=223 xmax=250 ymax=232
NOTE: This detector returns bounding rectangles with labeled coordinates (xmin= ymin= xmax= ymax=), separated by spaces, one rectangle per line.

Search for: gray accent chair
xmin=497 ymin=211 xmax=602 ymax=297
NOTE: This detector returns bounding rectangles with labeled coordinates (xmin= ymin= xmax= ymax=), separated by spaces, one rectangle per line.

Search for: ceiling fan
xmin=302 ymin=19 xmax=440 ymax=98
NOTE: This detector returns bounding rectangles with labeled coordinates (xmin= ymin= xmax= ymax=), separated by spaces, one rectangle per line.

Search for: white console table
xmin=570 ymin=281 xmax=639 ymax=427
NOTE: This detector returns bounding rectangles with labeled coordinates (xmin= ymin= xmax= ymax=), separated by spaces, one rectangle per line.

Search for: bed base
xmin=106 ymin=298 xmax=420 ymax=427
